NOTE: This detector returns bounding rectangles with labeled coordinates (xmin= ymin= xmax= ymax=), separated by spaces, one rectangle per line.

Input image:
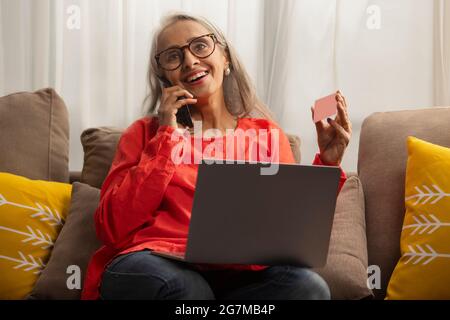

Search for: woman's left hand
xmin=311 ymin=90 xmax=352 ymax=166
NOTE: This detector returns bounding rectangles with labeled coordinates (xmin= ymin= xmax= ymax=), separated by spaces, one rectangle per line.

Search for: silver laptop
xmin=152 ymin=159 xmax=341 ymax=268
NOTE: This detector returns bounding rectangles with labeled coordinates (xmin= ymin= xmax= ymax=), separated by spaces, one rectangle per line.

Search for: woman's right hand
xmin=157 ymin=85 xmax=197 ymax=129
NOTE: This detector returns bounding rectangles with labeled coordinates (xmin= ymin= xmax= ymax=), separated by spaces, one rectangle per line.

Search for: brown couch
xmin=358 ymin=107 xmax=450 ymax=299
xmin=7 ymin=88 xmax=447 ymax=300
xmin=0 ymin=88 xmax=310 ymax=300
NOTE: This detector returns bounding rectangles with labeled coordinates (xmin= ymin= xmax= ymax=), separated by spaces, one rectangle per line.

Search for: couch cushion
xmin=28 ymin=182 xmax=101 ymax=299
xmin=0 ymin=88 xmax=70 ymax=183
xmin=80 ymin=127 xmax=123 ymax=189
xmin=358 ymin=107 xmax=450 ymax=299
xmin=80 ymin=118 xmax=302 ymax=189
xmin=0 ymin=172 xmax=72 ymax=299
xmin=314 ymin=175 xmax=372 ymax=300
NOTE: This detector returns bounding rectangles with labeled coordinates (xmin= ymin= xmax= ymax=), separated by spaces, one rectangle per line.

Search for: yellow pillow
xmin=386 ymin=136 xmax=450 ymax=299
xmin=0 ymin=172 xmax=72 ymax=299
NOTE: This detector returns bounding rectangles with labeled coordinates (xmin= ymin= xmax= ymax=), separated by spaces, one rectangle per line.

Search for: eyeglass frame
xmin=155 ymin=33 xmax=219 ymax=71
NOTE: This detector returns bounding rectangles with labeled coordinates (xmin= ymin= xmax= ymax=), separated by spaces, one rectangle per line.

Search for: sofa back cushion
xmin=0 ymin=88 xmax=70 ymax=183
xmin=358 ymin=107 xmax=450 ymax=299
xmin=80 ymin=118 xmax=302 ymax=189
xmin=80 ymin=127 xmax=123 ymax=189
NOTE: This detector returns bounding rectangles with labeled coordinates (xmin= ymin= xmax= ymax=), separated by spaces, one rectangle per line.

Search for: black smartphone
xmin=176 ymin=97 xmax=194 ymax=128
xmin=159 ymin=78 xmax=194 ymax=128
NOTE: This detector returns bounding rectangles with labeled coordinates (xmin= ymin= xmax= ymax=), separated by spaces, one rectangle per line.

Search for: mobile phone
xmin=176 ymin=97 xmax=194 ymax=128
xmin=159 ymin=78 xmax=194 ymax=128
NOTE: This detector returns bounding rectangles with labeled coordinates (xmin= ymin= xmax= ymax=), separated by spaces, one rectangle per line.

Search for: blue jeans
xmin=99 ymin=250 xmax=330 ymax=300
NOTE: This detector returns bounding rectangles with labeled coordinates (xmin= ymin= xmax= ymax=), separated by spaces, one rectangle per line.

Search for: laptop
xmin=151 ymin=159 xmax=341 ymax=268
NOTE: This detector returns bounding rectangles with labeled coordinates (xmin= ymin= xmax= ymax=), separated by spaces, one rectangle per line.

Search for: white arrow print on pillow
xmin=0 ymin=225 xmax=54 ymax=249
xmin=0 ymin=194 xmax=6 ymax=206
xmin=402 ymin=214 xmax=450 ymax=235
xmin=0 ymin=193 xmax=63 ymax=226
xmin=403 ymin=244 xmax=450 ymax=265
xmin=405 ymin=185 xmax=450 ymax=206
xmin=0 ymin=251 xmax=46 ymax=274
xmin=31 ymin=203 xmax=63 ymax=226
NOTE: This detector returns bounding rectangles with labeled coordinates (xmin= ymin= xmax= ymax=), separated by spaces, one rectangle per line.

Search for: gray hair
xmin=142 ymin=12 xmax=276 ymax=122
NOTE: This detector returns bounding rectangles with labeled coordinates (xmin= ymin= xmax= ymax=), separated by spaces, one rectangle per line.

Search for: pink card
xmin=313 ymin=93 xmax=337 ymax=123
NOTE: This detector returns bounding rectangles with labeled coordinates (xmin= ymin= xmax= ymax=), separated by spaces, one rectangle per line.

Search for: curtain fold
xmin=434 ymin=0 xmax=450 ymax=106
xmin=0 ymin=2 xmax=4 ymax=94
xmin=0 ymin=0 xmax=448 ymax=171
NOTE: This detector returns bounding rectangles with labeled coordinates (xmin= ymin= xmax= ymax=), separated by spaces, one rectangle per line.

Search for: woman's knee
xmin=100 ymin=251 xmax=214 ymax=300
xmin=165 ymin=268 xmax=215 ymax=300
xmin=287 ymin=268 xmax=331 ymax=300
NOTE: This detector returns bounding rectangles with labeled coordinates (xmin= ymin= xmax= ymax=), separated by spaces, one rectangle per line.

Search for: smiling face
xmin=156 ymin=20 xmax=229 ymax=99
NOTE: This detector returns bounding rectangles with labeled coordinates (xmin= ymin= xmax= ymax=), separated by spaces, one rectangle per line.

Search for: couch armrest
xmin=286 ymin=133 xmax=301 ymax=164
xmin=314 ymin=175 xmax=373 ymax=299
xmin=69 ymin=171 xmax=82 ymax=184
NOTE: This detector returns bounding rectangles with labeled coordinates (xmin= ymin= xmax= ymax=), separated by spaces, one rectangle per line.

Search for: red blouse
xmin=81 ymin=116 xmax=347 ymax=300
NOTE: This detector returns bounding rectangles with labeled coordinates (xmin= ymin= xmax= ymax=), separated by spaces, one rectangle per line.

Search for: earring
xmin=224 ymin=66 xmax=231 ymax=76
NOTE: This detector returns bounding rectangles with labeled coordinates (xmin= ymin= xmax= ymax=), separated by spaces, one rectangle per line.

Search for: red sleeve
xmin=268 ymin=120 xmax=346 ymax=194
xmin=312 ymin=153 xmax=347 ymax=195
xmin=95 ymin=119 xmax=184 ymax=249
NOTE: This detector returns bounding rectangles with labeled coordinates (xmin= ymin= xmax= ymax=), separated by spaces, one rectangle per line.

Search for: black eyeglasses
xmin=155 ymin=33 xmax=218 ymax=71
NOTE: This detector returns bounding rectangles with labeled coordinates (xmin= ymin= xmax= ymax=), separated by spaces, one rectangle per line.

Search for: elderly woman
xmin=82 ymin=12 xmax=352 ymax=300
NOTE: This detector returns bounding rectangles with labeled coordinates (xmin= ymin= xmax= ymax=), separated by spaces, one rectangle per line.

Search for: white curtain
xmin=434 ymin=0 xmax=450 ymax=106
xmin=0 ymin=0 xmax=449 ymax=172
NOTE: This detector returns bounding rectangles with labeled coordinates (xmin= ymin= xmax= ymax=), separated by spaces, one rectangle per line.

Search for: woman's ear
xmin=219 ymin=43 xmax=230 ymax=66
xmin=224 ymin=50 xmax=231 ymax=66
xmin=223 ymin=56 xmax=231 ymax=74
